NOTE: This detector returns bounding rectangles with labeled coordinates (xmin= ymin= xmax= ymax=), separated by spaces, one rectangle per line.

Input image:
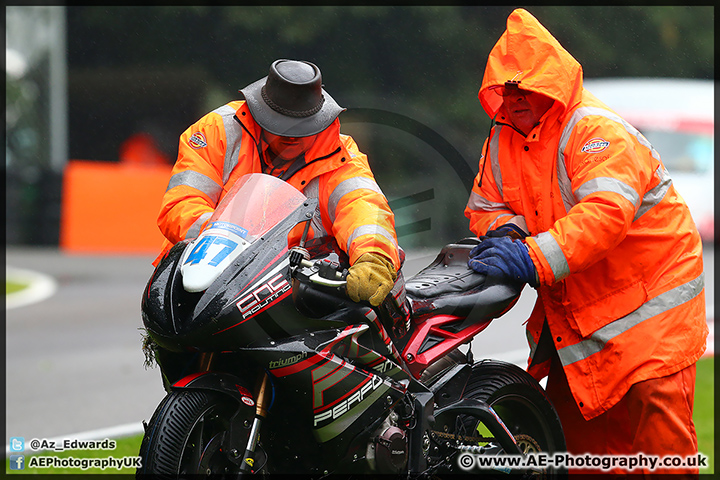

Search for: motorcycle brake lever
xmin=309 ymin=258 xmax=347 ymax=288
xmin=307 ymin=273 xmax=347 ymax=288
xmin=294 ymin=258 xmax=348 ymax=288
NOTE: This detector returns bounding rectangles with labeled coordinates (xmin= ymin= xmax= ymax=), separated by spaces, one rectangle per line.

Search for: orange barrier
xmin=60 ymin=160 xmax=172 ymax=254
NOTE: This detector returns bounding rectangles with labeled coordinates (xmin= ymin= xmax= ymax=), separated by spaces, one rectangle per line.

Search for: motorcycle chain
xmin=431 ymin=431 xmax=541 ymax=452
xmin=430 ymin=430 xmax=493 ymax=444
xmin=514 ymin=433 xmax=542 ymax=454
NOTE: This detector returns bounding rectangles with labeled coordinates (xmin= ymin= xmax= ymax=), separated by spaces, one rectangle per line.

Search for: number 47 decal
xmin=184 ymin=235 xmax=239 ymax=266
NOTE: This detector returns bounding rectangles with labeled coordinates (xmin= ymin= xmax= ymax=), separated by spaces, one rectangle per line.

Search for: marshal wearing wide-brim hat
xmin=239 ymin=59 xmax=346 ymax=138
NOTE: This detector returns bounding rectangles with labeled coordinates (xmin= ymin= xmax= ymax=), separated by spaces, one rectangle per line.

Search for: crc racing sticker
xmin=581 ymin=137 xmax=610 ymax=154
xmin=236 ymin=272 xmax=291 ymax=320
xmin=188 ymin=131 xmax=208 ymax=149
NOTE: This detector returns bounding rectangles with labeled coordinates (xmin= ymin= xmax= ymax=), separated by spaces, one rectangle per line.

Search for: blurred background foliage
xmin=6 ymin=6 xmax=714 ymax=249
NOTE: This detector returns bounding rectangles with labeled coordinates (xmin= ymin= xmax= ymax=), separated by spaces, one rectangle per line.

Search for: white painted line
xmin=6 ymin=266 xmax=58 ymax=309
xmin=6 ymin=422 xmax=145 ymax=455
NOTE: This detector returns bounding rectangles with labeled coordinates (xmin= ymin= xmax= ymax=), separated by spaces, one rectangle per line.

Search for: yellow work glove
xmin=346 ymin=253 xmax=397 ymax=307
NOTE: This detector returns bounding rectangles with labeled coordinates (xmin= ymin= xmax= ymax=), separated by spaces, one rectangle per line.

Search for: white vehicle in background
xmin=583 ymin=77 xmax=714 ymax=242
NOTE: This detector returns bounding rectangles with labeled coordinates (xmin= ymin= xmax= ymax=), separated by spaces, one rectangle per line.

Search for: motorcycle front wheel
xmin=451 ymin=360 xmax=567 ymax=478
xmin=137 ymin=390 xmax=258 ymax=477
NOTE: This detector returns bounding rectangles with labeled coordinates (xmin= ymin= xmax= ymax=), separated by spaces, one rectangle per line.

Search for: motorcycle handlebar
xmin=301 ymin=258 xmax=348 ymax=288
xmin=290 ymin=249 xmax=348 ymax=289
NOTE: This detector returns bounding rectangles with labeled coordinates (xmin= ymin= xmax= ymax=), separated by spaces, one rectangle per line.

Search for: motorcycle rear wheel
xmin=456 ymin=360 xmax=566 ymax=478
xmin=137 ymin=390 xmax=256 ymax=477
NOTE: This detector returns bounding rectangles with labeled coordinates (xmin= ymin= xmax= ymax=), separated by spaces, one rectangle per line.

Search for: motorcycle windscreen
xmin=180 ymin=174 xmax=308 ymax=293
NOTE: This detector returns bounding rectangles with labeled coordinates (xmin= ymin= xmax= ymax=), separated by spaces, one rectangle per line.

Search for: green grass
xmin=694 ymin=355 xmax=714 ymax=474
xmin=6 ymin=360 xmax=714 ymax=475
xmin=6 ymin=434 xmax=143 ymax=474
xmin=6 ymin=281 xmax=28 ymax=295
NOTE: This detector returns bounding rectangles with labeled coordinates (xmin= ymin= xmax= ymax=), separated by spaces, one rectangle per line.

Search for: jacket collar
xmin=234 ymin=101 xmax=345 ymax=186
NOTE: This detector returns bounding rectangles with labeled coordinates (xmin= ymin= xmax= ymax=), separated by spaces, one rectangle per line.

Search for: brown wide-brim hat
xmin=239 ymin=59 xmax=345 ymax=137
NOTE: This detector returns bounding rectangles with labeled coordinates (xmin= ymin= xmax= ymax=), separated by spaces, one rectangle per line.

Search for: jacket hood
xmin=479 ymin=8 xmax=584 ymax=119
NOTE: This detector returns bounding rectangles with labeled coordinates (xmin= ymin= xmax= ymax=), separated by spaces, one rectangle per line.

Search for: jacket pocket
xmin=502 ymin=185 xmax=523 ymax=215
xmin=563 ymin=266 xmax=649 ymax=338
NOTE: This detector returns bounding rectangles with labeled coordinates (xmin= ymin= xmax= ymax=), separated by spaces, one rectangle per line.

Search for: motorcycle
xmin=138 ymin=173 xmax=565 ymax=477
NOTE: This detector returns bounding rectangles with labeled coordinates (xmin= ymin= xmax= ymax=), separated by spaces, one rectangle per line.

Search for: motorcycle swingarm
xmin=433 ymin=397 xmax=523 ymax=456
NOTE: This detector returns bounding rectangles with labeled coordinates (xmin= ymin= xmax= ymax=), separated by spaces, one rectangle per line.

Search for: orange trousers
xmin=545 ymin=352 xmax=701 ymax=478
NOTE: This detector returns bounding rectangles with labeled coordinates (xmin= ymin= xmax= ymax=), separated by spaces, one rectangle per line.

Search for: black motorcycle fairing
xmin=143 ymin=198 xmax=377 ymax=352
xmin=292 ymin=278 xmax=370 ymax=323
xmin=141 ymin=238 xmax=188 ymax=328
xmin=230 ymin=329 xmax=410 ymax=473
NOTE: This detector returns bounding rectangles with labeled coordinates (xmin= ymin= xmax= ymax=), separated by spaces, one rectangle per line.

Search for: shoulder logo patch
xmin=188 ymin=132 xmax=208 ymax=149
xmin=581 ymin=137 xmax=610 ymax=154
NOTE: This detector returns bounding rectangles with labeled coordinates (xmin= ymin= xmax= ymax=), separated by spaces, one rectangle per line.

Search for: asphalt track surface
xmin=5 ymin=245 xmax=714 ymax=446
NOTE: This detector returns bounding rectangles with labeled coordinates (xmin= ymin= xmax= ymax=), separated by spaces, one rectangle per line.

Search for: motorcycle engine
xmin=366 ymin=412 xmax=408 ymax=473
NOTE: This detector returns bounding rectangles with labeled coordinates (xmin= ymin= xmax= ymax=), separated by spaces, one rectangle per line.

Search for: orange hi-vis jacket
xmin=155 ymin=100 xmax=400 ymax=270
xmin=464 ymin=9 xmax=707 ymax=420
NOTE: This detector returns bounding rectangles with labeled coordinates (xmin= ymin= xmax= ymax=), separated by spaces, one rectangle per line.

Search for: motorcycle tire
xmin=459 ymin=359 xmax=567 ymax=478
xmin=137 ymin=389 xmax=256 ymax=477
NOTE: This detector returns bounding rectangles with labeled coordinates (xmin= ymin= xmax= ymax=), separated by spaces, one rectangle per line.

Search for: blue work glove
xmin=484 ymin=223 xmax=528 ymax=240
xmin=468 ymin=237 xmax=538 ymax=287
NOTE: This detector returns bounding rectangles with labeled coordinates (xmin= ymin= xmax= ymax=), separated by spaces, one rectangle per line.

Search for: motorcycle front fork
xmin=239 ymin=372 xmax=270 ymax=473
xmin=196 ymin=352 xmax=270 ymax=474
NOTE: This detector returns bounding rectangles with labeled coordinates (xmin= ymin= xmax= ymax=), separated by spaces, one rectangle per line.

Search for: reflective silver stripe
xmin=535 ymin=231 xmax=570 ymax=281
xmin=467 ymin=191 xmax=509 ymax=212
xmin=635 ymin=166 xmax=672 ymax=221
xmin=558 ymin=272 xmax=705 ymax=366
xmin=311 ymin=209 xmax=326 ymax=237
xmin=211 ymin=104 xmax=243 ymax=185
xmin=556 ymin=110 xmax=582 ymax=212
xmin=303 ymin=176 xmax=320 ymax=198
xmin=186 ymin=211 xmax=212 ymax=240
xmin=303 ymin=178 xmax=327 ymax=237
xmin=488 ymin=213 xmax=515 ymax=230
xmin=489 ymin=126 xmax=503 ymax=198
xmin=574 ymin=176 xmax=640 ymax=208
xmin=527 ymin=329 xmax=538 ymax=361
xmin=166 ymin=170 xmax=222 ymax=203
xmin=347 ymin=224 xmax=398 ymax=254
xmin=328 ymin=177 xmax=384 ymax=224
xmin=557 ymin=106 xmax=662 ymax=213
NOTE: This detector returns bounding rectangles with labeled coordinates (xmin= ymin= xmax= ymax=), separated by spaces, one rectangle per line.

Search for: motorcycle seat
xmin=405 ymin=238 xmax=483 ymax=298
xmin=404 ymin=238 xmax=522 ymax=321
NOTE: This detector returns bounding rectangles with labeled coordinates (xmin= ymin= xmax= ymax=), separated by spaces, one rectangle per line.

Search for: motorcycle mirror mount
xmin=289 ymin=215 xmax=313 ymax=269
